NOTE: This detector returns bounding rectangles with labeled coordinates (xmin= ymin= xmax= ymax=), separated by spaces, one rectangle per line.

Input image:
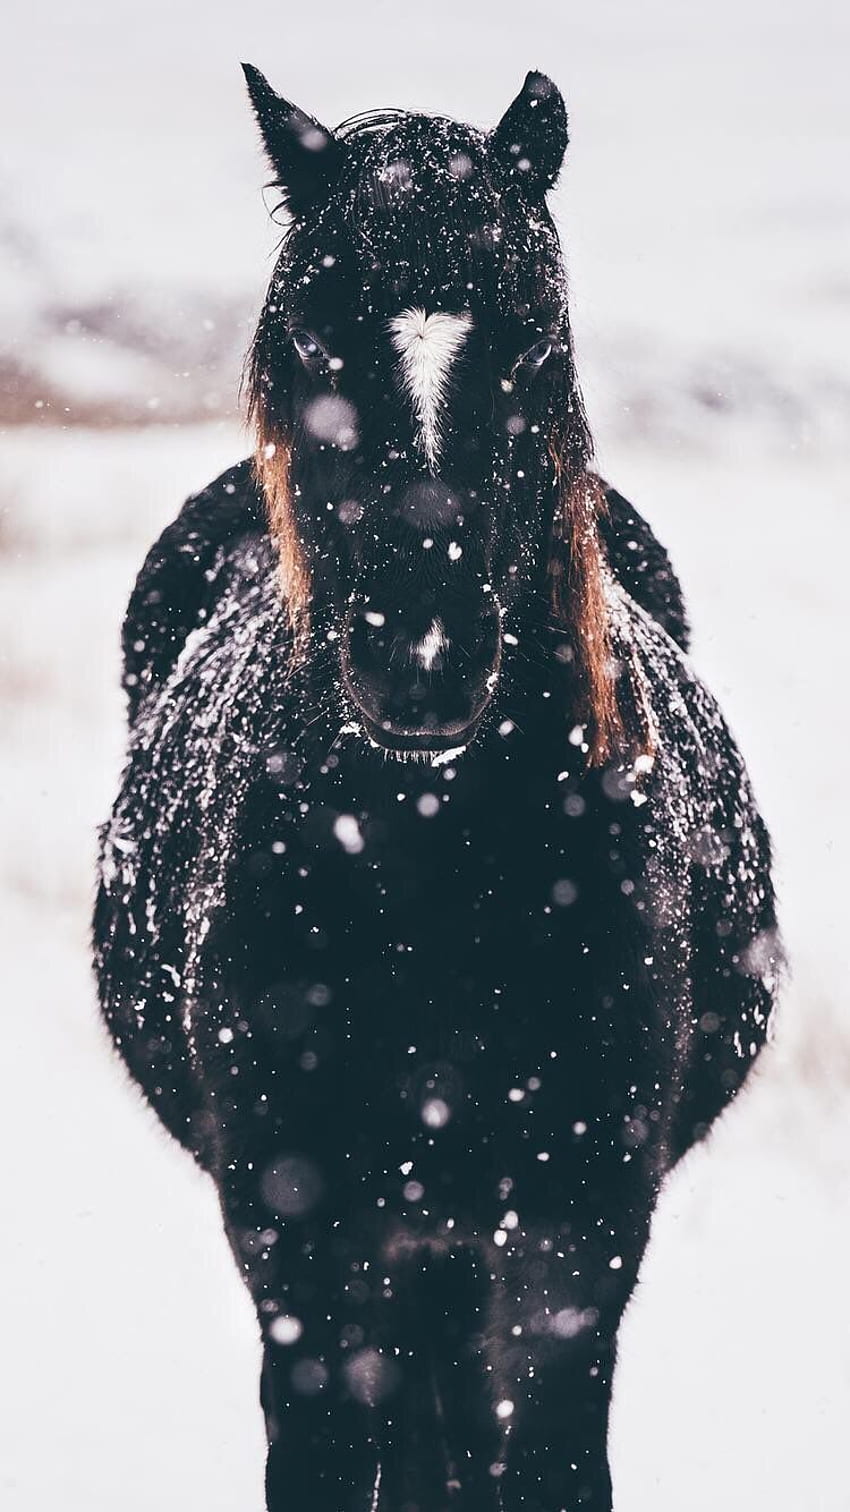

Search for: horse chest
xmin=207 ymin=747 xmax=662 ymax=1182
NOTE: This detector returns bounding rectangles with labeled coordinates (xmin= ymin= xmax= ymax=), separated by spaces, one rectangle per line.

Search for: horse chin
xmin=349 ymin=706 xmax=488 ymax=765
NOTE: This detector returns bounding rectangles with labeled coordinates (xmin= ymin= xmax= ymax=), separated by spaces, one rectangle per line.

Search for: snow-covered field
xmin=2 ymin=1 xmax=849 ymax=1508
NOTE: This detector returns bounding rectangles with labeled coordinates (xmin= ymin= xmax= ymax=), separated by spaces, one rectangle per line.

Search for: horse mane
xmin=335 ymin=108 xmax=410 ymax=141
xmin=252 ymin=431 xmax=310 ymax=638
xmin=547 ymin=454 xmax=625 ymax=767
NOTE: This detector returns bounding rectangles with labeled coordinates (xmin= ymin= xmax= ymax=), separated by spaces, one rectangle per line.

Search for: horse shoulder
xmin=121 ymin=457 xmax=266 ymax=720
xmin=597 ymin=479 xmax=690 ymax=652
xmin=618 ymin=595 xmax=780 ymax=1142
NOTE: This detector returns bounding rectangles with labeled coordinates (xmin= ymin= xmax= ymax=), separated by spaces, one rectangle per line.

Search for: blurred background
xmin=1 ymin=2 xmax=848 ymax=1507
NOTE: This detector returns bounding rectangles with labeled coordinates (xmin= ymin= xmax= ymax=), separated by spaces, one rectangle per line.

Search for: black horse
xmin=94 ymin=67 xmax=779 ymax=1511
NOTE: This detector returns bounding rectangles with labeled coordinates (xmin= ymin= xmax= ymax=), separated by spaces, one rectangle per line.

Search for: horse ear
xmin=242 ymin=63 xmax=342 ymax=215
xmin=490 ymin=71 xmax=569 ymax=193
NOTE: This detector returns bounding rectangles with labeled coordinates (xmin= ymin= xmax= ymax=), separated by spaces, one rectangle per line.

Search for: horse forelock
xmin=340 ymin=116 xmax=564 ymax=315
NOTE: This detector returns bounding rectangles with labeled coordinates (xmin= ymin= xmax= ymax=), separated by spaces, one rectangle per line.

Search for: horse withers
xmin=94 ymin=66 xmax=779 ymax=1511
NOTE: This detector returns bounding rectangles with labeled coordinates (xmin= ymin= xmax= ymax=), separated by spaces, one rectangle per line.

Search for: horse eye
xmin=518 ymin=339 xmax=553 ymax=371
xmin=292 ymin=329 xmax=328 ymax=367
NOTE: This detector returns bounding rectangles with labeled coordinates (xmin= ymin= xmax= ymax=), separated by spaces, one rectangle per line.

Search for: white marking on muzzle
xmin=413 ymin=618 xmax=448 ymax=671
xmin=388 ymin=307 xmax=473 ymax=472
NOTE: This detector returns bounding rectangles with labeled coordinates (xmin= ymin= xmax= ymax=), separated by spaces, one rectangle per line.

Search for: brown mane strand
xmin=548 ymin=440 xmax=626 ymax=768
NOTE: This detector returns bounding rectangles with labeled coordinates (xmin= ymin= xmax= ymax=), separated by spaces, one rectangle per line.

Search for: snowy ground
xmin=2 ymin=0 xmax=849 ymax=1508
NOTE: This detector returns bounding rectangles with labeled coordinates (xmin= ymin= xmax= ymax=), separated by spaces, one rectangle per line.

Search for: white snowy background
xmin=1 ymin=1 xmax=849 ymax=1507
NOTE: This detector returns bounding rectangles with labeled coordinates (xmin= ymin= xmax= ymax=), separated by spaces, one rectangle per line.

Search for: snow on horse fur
xmin=94 ymin=67 xmax=779 ymax=1512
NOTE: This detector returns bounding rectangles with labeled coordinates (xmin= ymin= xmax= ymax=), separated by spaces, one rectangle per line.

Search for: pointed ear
xmin=242 ymin=63 xmax=342 ymax=216
xmin=490 ymin=71 xmax=568 ymax=193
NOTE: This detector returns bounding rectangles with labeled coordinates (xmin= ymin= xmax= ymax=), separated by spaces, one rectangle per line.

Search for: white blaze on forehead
xmin=388 ymin=307 xmax=473 ymax=472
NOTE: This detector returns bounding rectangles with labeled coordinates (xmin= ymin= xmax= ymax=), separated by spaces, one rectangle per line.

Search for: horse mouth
xmin=352 ymin=706 xmax=487 ymax=762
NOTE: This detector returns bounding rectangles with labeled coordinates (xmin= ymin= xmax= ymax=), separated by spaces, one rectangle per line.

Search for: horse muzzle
xmin=340 ymin=590 xmax=502 ymax=756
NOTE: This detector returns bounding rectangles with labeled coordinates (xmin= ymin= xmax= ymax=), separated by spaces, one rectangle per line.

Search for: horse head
xmin=244 ymin=66 xmax=620 ymax=761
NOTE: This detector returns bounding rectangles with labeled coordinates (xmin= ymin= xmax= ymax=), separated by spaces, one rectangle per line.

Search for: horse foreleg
xmin=213 ymin=1140 xmax=383 ymax=1512
xmin=260 ymin=1329 xmax=382 ymax=1512
xmin=493 ymin=1216 xmax=649 ymax=1512
xmin=499 ymin=1325 xmax=618 ymax=1510
xmin=376 ymin=1245 xmax=502 ymax=1512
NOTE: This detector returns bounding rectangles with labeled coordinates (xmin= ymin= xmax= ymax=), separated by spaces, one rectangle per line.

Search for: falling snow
xmin=4 ymin=5 xmax=849 ymax=1508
